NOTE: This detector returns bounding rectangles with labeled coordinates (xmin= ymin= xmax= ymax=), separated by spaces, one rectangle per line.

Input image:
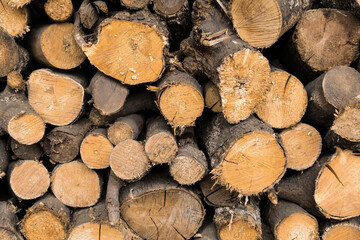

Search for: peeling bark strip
xmin=0 ymin=0 xmax=30 ymax=37
xmin=119 ymin=172 xmax=205 ymax=240
xmin=198 ymin=114 xmax=286 ymax=196
xmin=74 ymin=9 xmax=169 ymax=85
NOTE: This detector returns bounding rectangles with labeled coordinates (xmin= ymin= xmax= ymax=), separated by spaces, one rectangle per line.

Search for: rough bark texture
xmin=107 ymin=114 xmax=144 ymax=145
xmin=0 ymin=201 xmax=24 ymax=240
xmin=0 ymin=137 xmax=9 ymax=179
xmin=193 ymin=215 xmax=218 ymax=240
xmin=10 ymin=138 xmax=43 ymax=161
xmin=42 ymin=119 xmax=92 ymax=163
xmin=320 ymin=0 xmax=360 ymax=17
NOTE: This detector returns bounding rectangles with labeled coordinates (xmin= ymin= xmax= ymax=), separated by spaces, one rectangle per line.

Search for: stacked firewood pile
xmin=0 ymin=0 xmax=360 ymax=239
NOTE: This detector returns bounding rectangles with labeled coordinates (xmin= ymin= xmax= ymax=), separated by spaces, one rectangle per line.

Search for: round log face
xmin=22 ymin=211 xmax=66 ymax=240
xmin=0 ymin=0 xmax=29 ymax=37
xmin=275 ymin=213 xmax=319 ymax=240
xmin=145 ymin=132 xmax=178 ymax=164
xmin=107 ymin=122 xmax=134 ymax=145
xmin=213 ymin=131 xmax=286 ymax=195
xmin=230 ymin=0 xmax=282 ymax=48
xmin=153 ymin=0 xmax=185 ymax=16
xmin=28 ymin=69 xmax=84 ymax=126
xmin=218 ymin=220 xmax=260 ymax=240
xmin=331 ymin=107 xmax=360 ymax=142
xmin=323 ymin=224 xmax=360 ymax=240
xmin=68 ymin=223 xmax=124 ymax=240
xmin=83 ymin=19 xmax=166 ymax=85
xmin=44 ymin=0 xmax=73 ymax=22
xmin=120 ymin=189 xmax=204 ymax=240
xmin=170 ymin=155 xmax=206 ymax=185
xmin=121 ymin=0 xmax=149 ymax=9
xmin=8 ymin=113 xmax=45 ymax=145
xmin=315 ymin=149 xmax=360 ymax=219
xmin=80 ymin=134 xmax=113 ymax=169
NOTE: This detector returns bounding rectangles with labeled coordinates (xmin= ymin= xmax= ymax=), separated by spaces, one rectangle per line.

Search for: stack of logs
xmin=0 ymin=0 xmax=360 ymax=239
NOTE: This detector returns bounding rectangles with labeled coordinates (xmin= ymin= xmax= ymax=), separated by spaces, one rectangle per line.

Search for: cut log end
xmin=8 ymin=113 xmax=45 ymax=145
xmin=9 ymin=161 xmax=50 ymax=200
xmin=322 ymin=224 xmax=360 ymax=240
xmin=0 ymin=0 xmax=29 ymax=37
xmin=170 ymin=154 xmax=206 ymax=185
xmin=204 ymin=81 xmax=222 ymax=113
xmin=275 ymin=213 xmax=318 ymax=240
xmin=230 ymin=0 xmax=282 ymax=48
xmin=44 ymin=0 xmax=73 ymax=22
xmin=110 ymin=139 xmax=151 ymax=181
xmin=218 ymin=49 xmax=271 ymax=124
xmin=82 ymin=19 xmax=166 ymax=85
xmin=218 ymin=220 xmax=260 ymax=240
xmin=7 ymin=72 xmax=25 ymax=92
xmin=255 ymin=71 xmax=307 ymax=129
xmin=121 ymin=0 xmax=149 ymax=10
xmin=80 ymin=133 xmax=113 ymax=169
xmin=314 ymin=148 xmax=360 ymax=219
xmin=51 ymin=161 xmax=101 ymax=208
xmin=28 ymin=69 xmax=84 ymax=126
xmin=331 ymin=107 xmax=360 ymax=142
xmin=68 ymin=223 xmax=125 ymax=240
xmin=280 ymin=123 xmax=322 ymax=171
xmin=107 ymin=122 xmax=135 ymax=146
xmin=212 ymin=131 xmax=286 ymax=195
xmin=153 ymin=0 xmax=185 ymax=16
xmin=145 ymin=132 xmax=178 ymax=164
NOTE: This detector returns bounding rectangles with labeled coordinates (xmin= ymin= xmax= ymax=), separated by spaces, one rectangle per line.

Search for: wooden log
xmin=10 ymin=138 xmax=43 ymax=160
xmin=119 ymin=172 xmax=205 ymax=240
xmin=262 ymin=222 xmax=275 ymax=240
xmin=80 ymin=128 xmax=113 ymax=169
xmin=28 ymin=23 xmax=86 ymax=70
xmin=0 ymin=137 xmax=9 ymax=179
xmin=321 ymin=217 xmax=360 ymax=240
xmin=255 ymin=68 xmax=308 ymax=129
xmin=156 ymin=69 xmax=204 ymax=129
xmin=107 ymin=114 xmax=144 ymax=146
xmin=7 ymin=71 xmax=25 ymax=93
xmin=181 ymin=0 xmax=271 ymax=124
xmin=79 ymin=0 xmax=98 ymax=30
xmin=305 ymin=66 xmax=360 ymax=127
xmin=68 ymin=201 xmax=126 ymax=240
xmin=281 ymin=9 xmax=360 ymax=79
xmin=0 ymin=201 xmax=24 ymax=240
xmin=199 ymin=174 xmax=239 ymax=207
xmin=199 ymin=113 xmax=286 ymax=196
xmin=169 ymin=127 xmax=208 ymax=185
xmin=277 ymin=148 xmax=360 ymax=220
xmin=144 ymin=116 xmax=178 ymax=165
xmin=264 ymin=200 xmax=319 ymax=240
xmin=42 ymin=119 xmax=92 ymax=163
xmin=214 ymin=201 xmax=262 ymax=240
xmin=120 ymin=0 xmax=150 ymax=10
xmin=44 ymin=0 xmax=73 ymax=22
xmin=193 ymin=215 xmax=218 ymax=240
xmin=20 ymin=194 xmax=71 ymax=240
xmin=110 ymin=139 xmax=151 ymax=182
xmin=7 ymin=0 xmax=31 ymax=8
xmin=87 ymin=71 xmax=129 ymax=116
xmin=74 ymin=9 xmax=169 ymax=85
xmin=320 ymin=0 xmax=360 ymax=18
xmin=279 ymin=123 xmax=322 ymax=171
xmin=51 ymin=160 xmax=101 ymax=207
xmin=27 ymin=68 xmax=86 ymax=126
xmin=0 ymin=85 xmax=45 ymax=145
xmin=325 ymin=106 xmax=360 ymax=151
xmin=7 ymin=160 xmax=50 ymax=200
xmin=0 ymin=0 xmax=30 ymax=37
xmin=204 ymin=81 xmax=221 ymax=113
xmin=0 ymin=28 xmax=29 ymax=77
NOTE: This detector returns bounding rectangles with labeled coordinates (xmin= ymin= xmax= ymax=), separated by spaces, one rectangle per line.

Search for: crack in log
xmin=148 ymin=210 xmax=159 ymax=240
xmin=283 ymin=75 xmax=292 ymax=96
xmin=325 ymin=164 xmax=344 ymax=186
xmin=171 ymin=224 xmax=186 ymax=240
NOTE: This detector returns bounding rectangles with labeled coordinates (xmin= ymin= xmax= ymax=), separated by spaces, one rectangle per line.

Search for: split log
xmin=10 ymin=138 xmax=43 ymax=160
xmin=264 ymin=200 xmax=319 ymax=240
xmin=0 ymin=29 xmax=29 ymax=77
xmin=0 ymin=137 xmax=9 ymax=179
xmin=119 ymin=172 xmax=205 ymax=240
xmin=281 ymin=9 xmax=360 ymax=79
xmin=107 ymin=114 xmax=144 ymax=145
xmin=74 ymin=9 xmax=169 ymax=85
xmin=325 ymin=106 xmax=360 ymax=151
xmin=110 ymin=139 xmax=151 ymax=182
xmin=87 ymin=71 xmax=129 ymax=116
xmin=321 ymin=217 xmax=360 ymax=240
xmin=42 ymin=119 xmax=92 ymax=163
xmin=214 ymin=201 xmax=262 ymax=240
xmin=20 ymin=194 xmax=70 ymax=240
xmin=120 ymin=0 xmax=150 ymax=10
xmin=181 ymin=0 xmax=271 ymax=124
xmin=255 ymin=68 xmax=308 ymax=129
xmin=51 ymin=160 xmax=101 ymax=207
xmin=0 ymin=0 xmax=29 ymax=37
xmin=305 ymin=66 xmax=360 ymax=127
xmin=199 ymin=114 xmax=286 ymax=196
xmin=199 ymin=174 xmax=239 ymax=207
xmin=80 ymin=128 xmax=114 ymax=169
xmin=68 ymin=202 xmax=125 ymax=240
xmin=320 ymin=0 xmax=360 ymax=18
xmin=204 ymin=81 xmax=221 ymax=113
xmin=169 ymin=127 xmax=208 ymax=185
xmin=279 ymin=123 xmax=322 ymax=171
xmin=7 ymin=0 xmax=31 ymax=8
xmin=27 ymin=68 xmax=86 ymax=126
xmin=0 ymin=201 xmax=24 ymax=240
xmin=44 ymin=0 xmax=73 ymax=22
xmin=8 ymin=160 xmax=50 ymax=200
xmin=277 ymin=148 xmax=360 ymax=220
xmin=156 ymin=69 xmax=204 ymax=129
xmin=144 ymin=116 xmax=178 ymax=165
xmin=28 ymin=23 xmax=86 ymax=70
xmin=0 ymin=85 xmax=45 ymax=145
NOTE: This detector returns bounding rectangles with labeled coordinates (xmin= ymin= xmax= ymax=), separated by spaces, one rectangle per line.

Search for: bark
xmin=193 ymin=215 xmax=218 ymax=240
xmin=79 ymin=0 xmax=98 ymax=29
xmin=0 ymin=201 xmax=24 ymax=240
xmin=107 ymin=114 xmax=144 ymax=145
xmin=0 ymin=0 xmax=30 ymax=37
xmin=0 ymin=137 xmax=9 ymax=179
xmin=320 ymin=0 xmax=360 ymax=17
xmin=10 ymin=138 xmax=43 ymax=160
